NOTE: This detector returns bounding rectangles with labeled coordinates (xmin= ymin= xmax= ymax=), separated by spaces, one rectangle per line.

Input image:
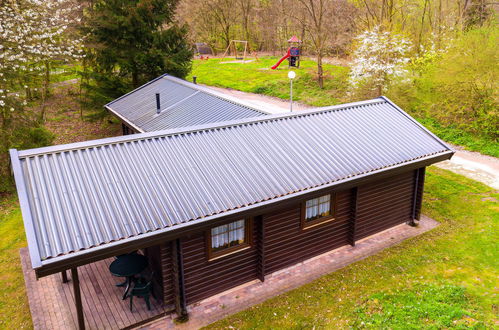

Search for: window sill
xmin=208 ymin=244 xmax=251 ymax=262
xmin=301 ymin=216 xmax=336 ymax=230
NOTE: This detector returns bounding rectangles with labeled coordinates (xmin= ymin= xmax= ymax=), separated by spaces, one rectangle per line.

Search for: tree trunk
xmin=40 ymin=60 xmax=50 ymax=122
xmin=317 ymin=53 xmax=324 ymax=89
xmin=132 ymin=70 xmax=139 ymax=89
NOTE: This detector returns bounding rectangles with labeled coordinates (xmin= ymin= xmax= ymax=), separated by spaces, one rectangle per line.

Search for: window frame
xmin=206 ymin=218 xmax=252 ymax=260
xmin=300 ymin=192 xmax=337 ymax=229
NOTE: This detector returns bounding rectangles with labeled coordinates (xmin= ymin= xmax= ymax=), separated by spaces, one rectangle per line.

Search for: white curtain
xmin=306 ymin=194 xmax=330 ymax=220
xmin=212 ymin=219 xmax=245 ymax=249
xmin=318 ymin=195 xmax=330 ymax=216
xmin=306 ymin=199 xmax=318 ymax=219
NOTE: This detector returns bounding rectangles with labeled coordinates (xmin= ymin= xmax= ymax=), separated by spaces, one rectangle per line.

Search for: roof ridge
xmin=16 ymin=98 xmax=387 ymax=157
xmin=105 ymin=73 xmax=170 ymax=107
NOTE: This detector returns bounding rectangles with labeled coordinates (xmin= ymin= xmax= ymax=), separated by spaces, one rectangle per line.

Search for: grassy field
xmin=190 ymin=57 xmax=498 ymax=158
xmin=1 ymin=167 xmax=497 ymax=329
xmin=206 ymin=167 xmax=498 ymax=329
xmin=189 ymin=57 xmax=350 ymax=107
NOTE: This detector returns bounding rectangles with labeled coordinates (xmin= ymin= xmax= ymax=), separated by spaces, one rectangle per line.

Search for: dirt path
xmin=206 ymin=85 xmax=311 ymax=114
xmin=435 ymin=146 xmax=499 ymax=190
xmin=208 ymin=85 xmax=499 ymax=190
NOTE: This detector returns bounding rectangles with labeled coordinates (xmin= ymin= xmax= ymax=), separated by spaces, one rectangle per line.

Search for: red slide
xmin=271 ymin=49 xmax=291 ymax=70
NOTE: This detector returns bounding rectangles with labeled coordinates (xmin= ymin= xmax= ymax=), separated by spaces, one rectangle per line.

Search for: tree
xmin=1 ymin=0 xmax=82 ymax=189
xmin=1 ymin=0 xmax=84 ymax=120
xmin=81 ymin=0 xmax=193 ymax=112
xmin=464 ymin=0 xmax=493 ymax=30
xmin=293 ymin=0 xmax=356 ymax=88
xmin=349 ymin=26 xmax=412 ymax=96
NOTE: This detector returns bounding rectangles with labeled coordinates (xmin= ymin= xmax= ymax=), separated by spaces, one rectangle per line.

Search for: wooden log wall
xmin=263 ymin=189 xmax=352 ymax=274
xmin=159 ymin=243 xmax=175 ymax=311
xmin=158 ymin=168 xmax=426 ymax=309
xmin=355 ymin=170 xmax=415 ymax=240
xmin=181 ymin=224 xmax=259 ymax=304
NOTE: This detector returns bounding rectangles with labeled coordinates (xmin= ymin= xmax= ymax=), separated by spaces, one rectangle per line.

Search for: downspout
xmin=409 ymin=169 xmax=420 ymax=226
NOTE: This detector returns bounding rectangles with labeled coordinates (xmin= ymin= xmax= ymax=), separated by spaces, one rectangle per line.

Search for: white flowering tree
xmin=349 ymin=26 xmax=412 ymax=96
xmin=0 ymin=0 xmax=84 ymax=118
xmin=0 ymin=0 xmax=83 ymax=186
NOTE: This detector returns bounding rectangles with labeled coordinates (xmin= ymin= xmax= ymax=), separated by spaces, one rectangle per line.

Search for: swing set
xmin=222 ymin=40 xmax=249 ymax=62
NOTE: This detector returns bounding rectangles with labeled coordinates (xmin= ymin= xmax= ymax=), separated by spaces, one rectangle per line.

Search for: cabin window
xmin=301 ymin=193 xmax=336 ymax=229
xmin=207 ymin=219 xmax=250 ymax=259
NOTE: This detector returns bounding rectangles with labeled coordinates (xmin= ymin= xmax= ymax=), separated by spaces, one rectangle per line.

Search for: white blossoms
xmin=349 ymin=26 xmax=412 ymax=89
xmin=0 ymin=0 xmax=84 ymax=112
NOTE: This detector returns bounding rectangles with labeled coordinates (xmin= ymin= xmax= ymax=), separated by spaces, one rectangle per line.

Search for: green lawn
xmin=190 ymin=57 xmax=499 ymax=158
xmin=1 ymin=168 xmax=497 ymax=329
xmin=0 ymin=196 xmax=30 ymax=329
xmin=189 ymin=57 xmax=350 ymax=107
xmin=206 ymin=167 xmax=498 ymax=329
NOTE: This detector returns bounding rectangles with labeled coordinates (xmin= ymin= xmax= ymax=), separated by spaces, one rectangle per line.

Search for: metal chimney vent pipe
xmin=156 ymin=93 xmax=161 ymax=114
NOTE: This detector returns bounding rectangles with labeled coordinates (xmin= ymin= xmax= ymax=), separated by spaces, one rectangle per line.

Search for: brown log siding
xmin=181 ymin=224 xmax=259 ymax=304
xmin=144 ymin=245 xmax=164 ymax=303
xmin=355 ymin=171 xmax=415 ymax=240
xmin=160 ymin=243 xmax=175 ymax=310
xmin=264 ymin=189 xmax=352 ymax=274
xmin=159 ymin=168 xmax=426 ymax=308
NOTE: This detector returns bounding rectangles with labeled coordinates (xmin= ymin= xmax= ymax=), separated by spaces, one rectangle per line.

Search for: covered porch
xmin=20 ymin=248 xmax=167 ymax=330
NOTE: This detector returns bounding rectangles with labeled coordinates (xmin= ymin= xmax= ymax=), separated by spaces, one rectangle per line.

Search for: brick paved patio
xmin=140 ymin=215 xmax=439 ymax=329
xmin=20 ymin=216 xmax=438 ymax=329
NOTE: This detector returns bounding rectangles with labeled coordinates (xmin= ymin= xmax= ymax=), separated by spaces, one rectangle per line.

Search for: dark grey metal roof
xmin=105 ymin=74 xmax=268 ymax=132
xmin=11 ymin=97 xmax=453 ymax=270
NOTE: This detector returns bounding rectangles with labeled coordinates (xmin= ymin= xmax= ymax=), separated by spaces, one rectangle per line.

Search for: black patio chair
xmin=129 ymin=272 xmax=154 ymax=311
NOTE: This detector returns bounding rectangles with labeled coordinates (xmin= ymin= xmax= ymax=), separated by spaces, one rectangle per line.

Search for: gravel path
xmin=208 ymin=85 xmax=499 ymax=190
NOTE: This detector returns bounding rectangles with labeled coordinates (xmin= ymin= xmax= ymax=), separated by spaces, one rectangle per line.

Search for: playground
xmin=189 ymin=56 xmax=350 ymax=107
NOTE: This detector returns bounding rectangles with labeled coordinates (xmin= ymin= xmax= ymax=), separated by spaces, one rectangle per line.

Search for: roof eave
xmin=9 ymin=149 xmax=43 ymax=270
xmin=104 ymin=104 xmax=145 ymax=134
xmin=31 ymin=149 xmax=453 ymax=278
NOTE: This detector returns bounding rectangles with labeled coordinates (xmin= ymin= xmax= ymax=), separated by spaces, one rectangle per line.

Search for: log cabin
xmin=11 ymin=97 xmax=454 ymax=329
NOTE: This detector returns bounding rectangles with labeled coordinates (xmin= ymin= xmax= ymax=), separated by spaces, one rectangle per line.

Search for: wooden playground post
xmin=222 ymin=40 xmax=249 ymax=62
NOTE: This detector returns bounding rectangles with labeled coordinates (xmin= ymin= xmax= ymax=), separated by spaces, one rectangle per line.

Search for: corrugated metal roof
xmin=105 ymin=74 xmax=268 ymax=132
xmin=11 ymin=97 xmax=453 ymax=268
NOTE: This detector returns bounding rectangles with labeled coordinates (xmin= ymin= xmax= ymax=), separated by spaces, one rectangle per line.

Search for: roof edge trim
xmin=379 ymin=96 xmax=455 ymax=152
xmin=9 ymin=149 xmax=43 ymax=270
xmin=105 ymin=105 xmax=145 ymax=133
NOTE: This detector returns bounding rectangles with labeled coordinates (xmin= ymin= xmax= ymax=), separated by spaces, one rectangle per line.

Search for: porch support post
xmin=61 ymin=270 xmax=68 ymax=283
xmin=71 ymin=267 xmax=85 ymax=330
xmin=349 ymin=187 xmax=359 ymax=246
xmin=171 ymin=239 xmax=188 ymax=321
xmin=410 ymin=168 xmax=420 ymax=226
xmin=256 ymin=216 xmax=265 ymax=282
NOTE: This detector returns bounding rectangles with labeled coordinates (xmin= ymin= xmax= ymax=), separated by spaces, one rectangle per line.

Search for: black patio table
xmin=109 ymin=253 xmax=148 ymax=300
